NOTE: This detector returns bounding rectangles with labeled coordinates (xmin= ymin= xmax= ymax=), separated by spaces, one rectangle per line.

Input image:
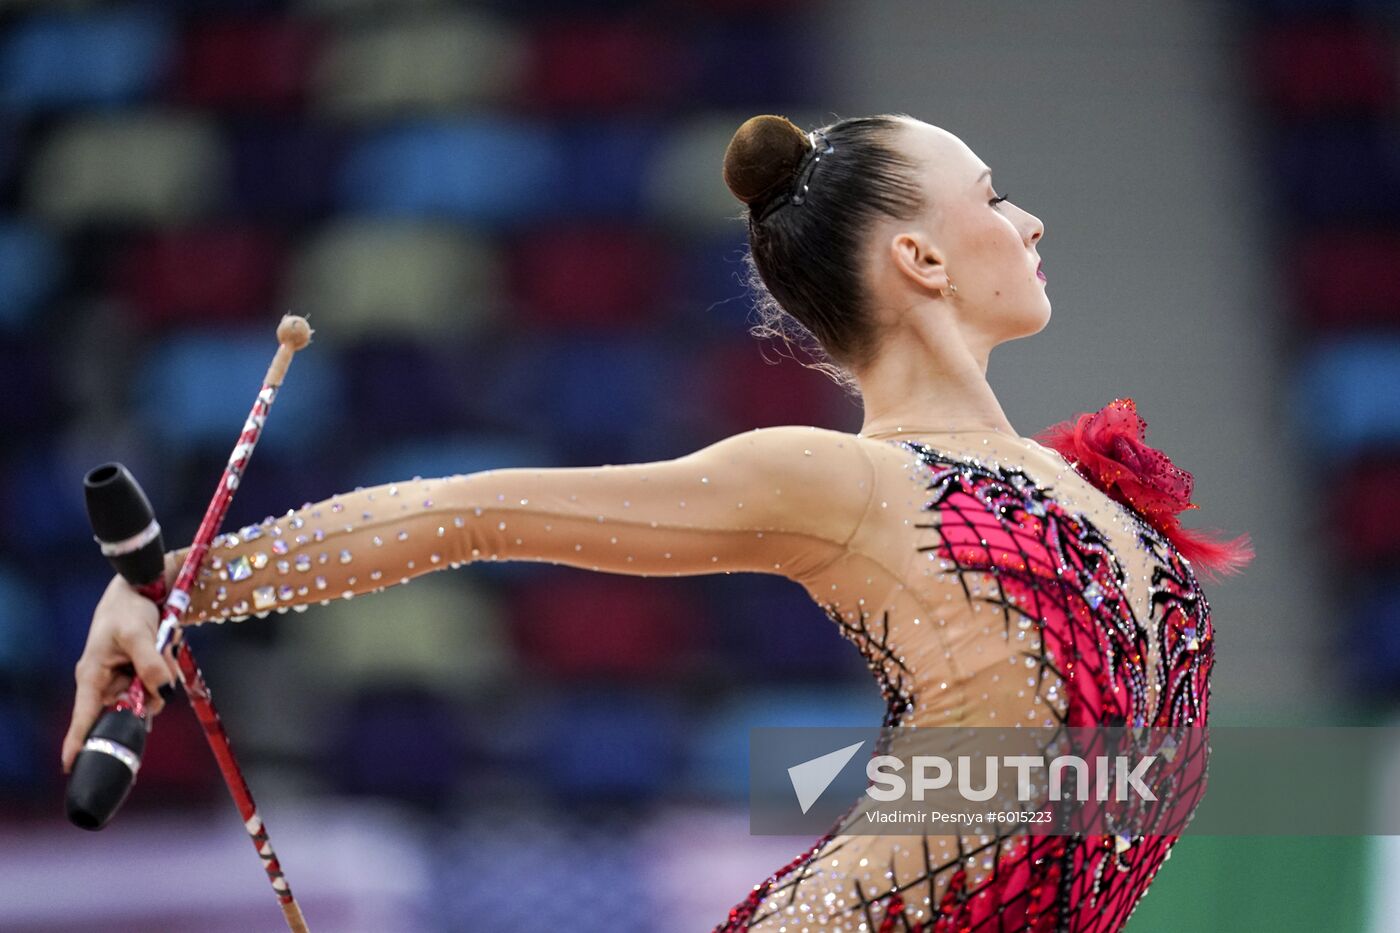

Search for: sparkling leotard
xmin=177 ymin=423 xmax=1214 ymax=931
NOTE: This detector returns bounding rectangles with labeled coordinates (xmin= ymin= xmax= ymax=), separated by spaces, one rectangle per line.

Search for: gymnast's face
xmin=879 ymin=119 xmax=1049 ymax=345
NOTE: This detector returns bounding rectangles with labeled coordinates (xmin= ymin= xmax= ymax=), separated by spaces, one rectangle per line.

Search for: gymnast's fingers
xmin=62 ymin=674 xmax=104 ymax=774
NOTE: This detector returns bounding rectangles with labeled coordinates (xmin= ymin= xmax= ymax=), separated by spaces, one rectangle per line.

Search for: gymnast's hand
xmin=61 ymin=572 xmax=180 ymax=774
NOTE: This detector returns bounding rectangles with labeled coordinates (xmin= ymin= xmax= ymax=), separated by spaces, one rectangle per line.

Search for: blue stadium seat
xmin=0 ymin=220 xmax=63 ymax=329
xmin=4 ymin=447 xmax=91 ymax=550
xmin=685 ymin=20 xmax=805 ymax=107
xmin=0 ymin=702 xmax=41 ymax=787
xmin=355 ymin=436 xmax=556 ymax=487
xmin=47 ymin=563 xmax=120 ymax=680
xmin=1 ymin=11 xmax=172 ymax=111
xmin=133 ymin=327 xmax=343 ymax=455
xmin=339 ymin=120 xmax=565 ymax=225
xmin=530 ymin=688 xmax=685 ymax=801
xmin=682 ymin=686 xmax=887 ymax=799
xmin=0 ymin=566 xmax=48 ymax=681
xmin=340 ymin=339 xmax=484 ymax=437
xmin=1345 ymin=581 xmax=1400 ymax=694
xmin=1295 ymin=336 xmax=1400 ymax=454
xmin=1271 ymin=124 xmax=1400 ymax=222
xmin=213 ymin=449 xmax=349 ymax=542
xmin=555 ymin=120 xmax=666 ymax=217
xmin=704 ymin=574 xmax=873 ymax=679
xmin=529 ymin=334 xmax=676 ymax=460
xmin=326 ymin=684 xmax=466 ymax=806
xmin=670 ymin=231 xmax=757 ymax=333
xmin=225 ymin=121 xmax=346 ymax=220
xmin=1244 ymin=0 xmax=1399 ymax=13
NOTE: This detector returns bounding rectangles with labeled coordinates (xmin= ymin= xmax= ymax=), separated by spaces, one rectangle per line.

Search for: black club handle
xmin=66 ymin=463 xmax=167 ymax=831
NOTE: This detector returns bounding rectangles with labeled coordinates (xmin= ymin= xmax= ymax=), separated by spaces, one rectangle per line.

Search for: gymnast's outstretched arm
xmin=171 ymin=424 xmax=877 ymax=623
xmin=65 ymin=424 xmax=873 ymax=766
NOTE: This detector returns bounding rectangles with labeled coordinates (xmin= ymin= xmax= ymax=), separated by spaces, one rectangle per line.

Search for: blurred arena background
xmin=0 ymin=0 xmax=1396 ymax=929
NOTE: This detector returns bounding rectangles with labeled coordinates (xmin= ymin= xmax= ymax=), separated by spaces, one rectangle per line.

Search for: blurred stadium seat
xmin=287 ymin=571 xmax=513 ymax=699
xmin=225 ymin=120 xmax=346 ymax=219
xmin=1251 ymin=21 xmax=1396 ymax=118
xmin=338 ymin=119 xmax=564 ymax=224
xmin=174 ymin=15 xmax=322 ymax=112
xmin=133 ymin=326 xmax=342 ymax=452
xmin=112 ymin=226 xmax=285 ymax=326
xmin=284 ymin=220 xmax=501 ymax=337
xmin=1 ymin=10 xmax=172 ymax=111
xmin=507 ymin=570 xmax=705 ymax=681
xmin=0 ymin=219 xmax=63 ymax=329
xmin=0 ymin=567 xmax=48 ymax=682
xmin=528 ymin=686 xmax=686 ymax=800
xmin=1292 ymin=230 xmax=1400 ymax=329
xmin=1270 ymin=124 xmax=1400 ymax=223
xmin=25 ymin=113 xmax=225 ymax=226
xmin=681 ymin=685 xmax=885 ymax=799
xmin=704 ymin=573 xmax=871 ymax=679
xmin=326 ymin=683 xmax=466 ymax=807
xmin=1294 ymin=336 xmax=1400 ymax=454
xmin=521 ymin=20 xmax=685 ymax=112
xmin=313 ymin=10 xmax=524 ymax=117
xmin=506 ymin=224 xmax=673 ymax=328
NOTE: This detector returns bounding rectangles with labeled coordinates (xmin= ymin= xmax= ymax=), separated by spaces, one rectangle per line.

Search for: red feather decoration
xmin=1033 ymin=397 xmax=1254 ymax=582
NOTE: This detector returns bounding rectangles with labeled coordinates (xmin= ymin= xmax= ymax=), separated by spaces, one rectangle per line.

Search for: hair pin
xmin=789 ymin=130 xmax=835 ymax=206
xmin=753 ymin=130 xmax=836 ymax=223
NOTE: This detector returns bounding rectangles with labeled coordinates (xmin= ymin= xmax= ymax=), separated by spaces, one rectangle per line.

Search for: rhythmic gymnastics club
xmin=68 ymin=314 xmax=313 ymax=933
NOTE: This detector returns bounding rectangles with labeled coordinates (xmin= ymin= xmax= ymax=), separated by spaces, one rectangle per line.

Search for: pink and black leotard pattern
xmin=719 ymin=435 xmax=1219 ymax=932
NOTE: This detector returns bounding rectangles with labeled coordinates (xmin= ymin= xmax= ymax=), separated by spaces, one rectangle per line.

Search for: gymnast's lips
xmin=1036 ymin=260 xmax=1047 ymax=283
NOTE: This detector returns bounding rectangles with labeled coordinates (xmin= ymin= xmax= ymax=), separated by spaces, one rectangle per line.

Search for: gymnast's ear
xmin=888 ymin=230 xmax=950 ymax=297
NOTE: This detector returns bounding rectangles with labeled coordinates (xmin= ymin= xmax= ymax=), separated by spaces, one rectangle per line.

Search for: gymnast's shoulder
xmin=682 ymin=424 xmax=878 ymax=541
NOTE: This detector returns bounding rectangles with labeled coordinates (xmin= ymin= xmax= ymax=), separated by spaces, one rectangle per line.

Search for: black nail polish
xmin=158 ymin=682 xmax=177 ymax=702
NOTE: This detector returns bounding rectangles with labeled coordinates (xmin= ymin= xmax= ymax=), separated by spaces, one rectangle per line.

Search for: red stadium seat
xmin=1252 ymin=22 xmax=1396 ymax=118
xmin=695 ymin=340 xmax=852 ymax=433
xmin=506 ymin=225 xmax=672 ymax=328
xmin=1331 ymin=458 xmax=1400 ymax=566
xmin=112 ymin=226 xmax=284 ymax=325
xmin=520 ymin=20 xmax=686 ymax=111
xmin=1293 ymin=230 xmax=1400 ymax=329
xmin=119 ymin=695 xmax=225 ymax=804
xmin=173 ymin=16 xmax=322 ymax=111
xmin=506 ymin=571 xmax=704 ymax=680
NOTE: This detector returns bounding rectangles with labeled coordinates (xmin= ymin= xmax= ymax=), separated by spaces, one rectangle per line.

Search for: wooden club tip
xmin=277 ymin=314 xmax=313 ymax=351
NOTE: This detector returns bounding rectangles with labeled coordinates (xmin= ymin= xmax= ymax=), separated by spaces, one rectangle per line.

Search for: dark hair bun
xmin=722 ymin=115 xmax=812 ymax=206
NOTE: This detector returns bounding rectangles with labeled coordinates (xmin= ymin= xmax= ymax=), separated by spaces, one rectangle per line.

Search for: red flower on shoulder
xmin=1033 ymin=397 xmax=1254 ymax=581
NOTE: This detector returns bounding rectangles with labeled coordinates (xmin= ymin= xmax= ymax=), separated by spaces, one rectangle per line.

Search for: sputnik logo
xmin=787 ymin=741 xmax=865 ymax=814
